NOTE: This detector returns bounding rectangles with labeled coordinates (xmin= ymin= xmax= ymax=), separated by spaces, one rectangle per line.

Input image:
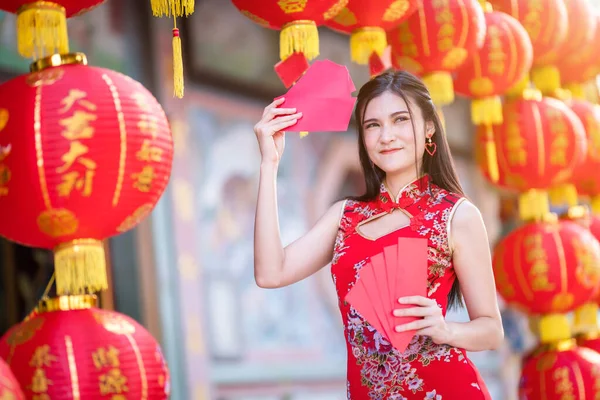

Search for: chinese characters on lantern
xmin=572 ymin=238 xmax=600 ymax=288
xmin=56 ymin=89 xmax=98 ymax=198
xmin=433 ymin=0 xmax=454 ymax=52
xmin=131 ymin=93 xmax=163 ymax=194
xmin=383 ymin=0 xmax=412 ymax=22
xmin=552 ymin=367 xmax=575 ymax=400
xmin=585 ymin=115 xmax=600 ymax=162
xmin=547 ymin=108 xmax=569 ymax=167
xmin=396 ymin=24 xmax=418 ymax=57
xmin=0 ymin=108 xmax=10 ymax=197
xmin=525 ymin=233 xmax=555 ymax=292
xmin=523 ymin=1 xmax=543 ymax=42
xmin=487 ymin=25 xmax=506 ymax=75
xmin=94 ymin=345 xmax=128 ymax=399
xmin=505 ymin=114 xmax=527 ymax=166
xmin=29 ymin=345 xmax=57 ymax=400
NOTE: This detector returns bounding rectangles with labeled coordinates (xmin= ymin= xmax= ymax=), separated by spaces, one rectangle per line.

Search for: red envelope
xmin=274 ymin=52 xmax=309 ymax=88
xmin=390 ymin=237 xmax=428 ymax=352
xmin=345 ymin=236 xmax=428 ymax=353
xmin=275 ymin=59 xmax=356 ymax=133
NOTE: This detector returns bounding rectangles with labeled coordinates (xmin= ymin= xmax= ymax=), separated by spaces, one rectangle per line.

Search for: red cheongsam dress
xmin=331 ymin=175 xmax=491 ymax=400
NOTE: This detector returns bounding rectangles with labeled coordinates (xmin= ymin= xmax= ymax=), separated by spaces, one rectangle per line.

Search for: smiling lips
xmin=380 ymin=148 xmax=403 ymax=154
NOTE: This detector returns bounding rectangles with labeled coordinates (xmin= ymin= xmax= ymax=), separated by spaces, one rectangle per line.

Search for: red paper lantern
xmin=231 ymin=0 xmax=349 ymax=61
xmin=519 ymin=343 xmax=600 ymax=400
xmin=324 ymin=0 xmax=419 ymax=65
xmin=0 ymin=53 xmax=173 ymax=295
xmin=568 ymin=100 xmax=600 ymax=206
xmin=0 ymin=1 xmax=106 ymax=59
xmin=488 ymin=0 xmax=567 ymax=68
xmin=387 ymin=0 xmax=486 ymax=106
xmin=529 ymin=0 xmax=596 ymax=95
xmin=0 ymin=296 xmax=170 ymax=400
xmin=475 ymin=94 xmax=587 ymax=220
xmin=557 ymin=16 xmax=600 ymax=95
xmin=493 ymin=219 xmax=600 ymax=341
xmin=454 ymin=10 xmax=532 ymax=124
xmin=0 ymin=358 xmax=24 ymax=400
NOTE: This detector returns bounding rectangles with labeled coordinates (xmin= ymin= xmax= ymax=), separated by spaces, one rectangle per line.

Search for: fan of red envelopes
xmin=346 ymin=237 xmax=428 ymax=353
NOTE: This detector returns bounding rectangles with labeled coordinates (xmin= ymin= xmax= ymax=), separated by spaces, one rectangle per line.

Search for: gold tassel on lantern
xmin=280 ymin=20 xmax=319 ymax=61
xmin=53 ymin=239 xmax=108 ymax=295
xmin=531 ymin=65 xmax=561 ymax=96
xmin=565 ymin=83 xmax=585 ymax=100
xmin=150 ymin=0 xmax=195 ymax=17
xmin=471 ymin=96 xmax=502 ymax=126
xmin=482 ymin=124 xmax=499 ymax=183
xmin=592 ymin=195 xmax=600 ymax=215
xmin=573 ymin=303 xmax=599 ymax=338
xmin=350 ymin=27 xmax=387 ymax=65
xmin=16 ymin=2 xmax=69 ymax=59
xmin=172 ymin=26 xmax=184 ymax=98
xmin=518 ymin=189 xmax=551 ymax=221
xmin=422 ymin=72 xmax=454 ymax=107
xmin=149 ymin=0 xmax=195 ymax=98
xmin=539 ymin=313 xmax=572 ymax=344
xmin=549 ymin=183 xmax=579 ymax=208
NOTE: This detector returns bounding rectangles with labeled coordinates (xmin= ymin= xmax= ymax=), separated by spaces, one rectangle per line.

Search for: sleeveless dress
xmin=331 ymin=175 xmax=491 ymax=400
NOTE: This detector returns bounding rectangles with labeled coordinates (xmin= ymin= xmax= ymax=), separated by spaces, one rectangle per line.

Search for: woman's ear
xmin=425 ymin=121 xmax=435 ymax=137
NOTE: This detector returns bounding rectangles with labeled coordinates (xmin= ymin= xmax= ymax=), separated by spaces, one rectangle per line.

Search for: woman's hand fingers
xmin=262 ymin=97 xmax=286 ymax=116
xmin=398 ymin=296 xmax=438 ymax=307
xmin=393 ymin=306 xmax=438 ymax=318
xmin=395 ymin=318 xmax=431 ymax=332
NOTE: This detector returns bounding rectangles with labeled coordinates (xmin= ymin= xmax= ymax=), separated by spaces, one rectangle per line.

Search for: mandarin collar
xmin=378 ymin=174 xmax=431 ymax=210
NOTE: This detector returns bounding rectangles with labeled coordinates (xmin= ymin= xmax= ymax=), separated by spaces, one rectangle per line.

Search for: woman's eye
xmin=395 ymin=117 xmax=408 ymax=123
xmin=365 ymin=123 xmax=378 ymax=129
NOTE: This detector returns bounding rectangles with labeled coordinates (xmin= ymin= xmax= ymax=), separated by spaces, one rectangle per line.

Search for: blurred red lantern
xmin=488 ymin=0 xmax=567 ymax=68
xmin=0 ymin=295 xmax=170 ymax=400
xmin=493 ymin=219 xmax=600 ymax=341
xmin=568 ymin=100 xmax=600 ymax=207
xmin=519 ymin=343 xmax=600 ymax=399
xmin=0 ymin=53 xmax=173 ymax=295
xmin=475 ymin=94 xmax=587 ymax=220
xmin=325 ymin=0 xmax=418 ymax=65
xmin=454 ymin=9 xmax=532 ymax=124
xmin=231 ymin=0 xmax=349 ymax=61
xmin=0 ymin=358 xmax=24 ymax=400
xmin=454 ymin=8 xmax=532 ymax=183
xmin=529 ymin=0 xmax=596 ymax=95
xmin=387 ymin=0 xmax=486 ymax=106
xmin=557 ymin=16 xmax=600 ymax=98
xmin=0 ymin=1 xmax=106 ymax=59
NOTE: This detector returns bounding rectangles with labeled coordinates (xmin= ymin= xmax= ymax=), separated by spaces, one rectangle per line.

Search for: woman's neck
xmin=384 ymin=170 xmax=421 ymax=199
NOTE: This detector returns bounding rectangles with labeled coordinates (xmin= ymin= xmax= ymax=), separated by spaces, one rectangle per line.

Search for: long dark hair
xmin=351 ymin=70 xmax=465 ymax=310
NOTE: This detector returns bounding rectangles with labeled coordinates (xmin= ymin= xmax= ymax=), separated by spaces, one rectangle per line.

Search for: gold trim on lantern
xmin=36 ymin=295 xmax=98 ymax=313
xmin=30 ymin=52 xmax=87 ymax=73
xmin=54 ymin=239 xmax=108 ymax=295
xmin=518 ymin=190 xmax=555 ymax=222
xmin=531 ymin=65 xmax=561 ymax=96
xmin=532 ymin=339 xmax=577 ymax=355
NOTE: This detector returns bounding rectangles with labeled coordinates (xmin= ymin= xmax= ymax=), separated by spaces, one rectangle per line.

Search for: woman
xmin=253 ymin=71 xmax=503 ymax=399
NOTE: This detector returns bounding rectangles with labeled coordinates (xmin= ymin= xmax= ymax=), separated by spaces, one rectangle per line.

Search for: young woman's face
xmin=361 ymin=91 xmax=432 ymax=177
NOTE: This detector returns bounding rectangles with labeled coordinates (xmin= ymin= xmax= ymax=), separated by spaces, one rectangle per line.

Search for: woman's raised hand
xmin=254 ymin=97 xmax=302 ymax=165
